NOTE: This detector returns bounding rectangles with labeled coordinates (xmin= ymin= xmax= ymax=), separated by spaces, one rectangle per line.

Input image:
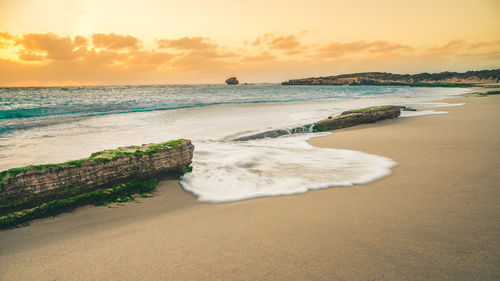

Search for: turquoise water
xmin=0 ymin=84 xmax=412 ymax=134
xmin=0 ymin=84 xmax=469 ymax=202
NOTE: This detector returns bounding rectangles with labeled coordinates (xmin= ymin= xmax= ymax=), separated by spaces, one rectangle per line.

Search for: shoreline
xmin=0 ymin=93 xmax=499 ymax=280
xmin=0 ymin=85 xmax=467 ymax=171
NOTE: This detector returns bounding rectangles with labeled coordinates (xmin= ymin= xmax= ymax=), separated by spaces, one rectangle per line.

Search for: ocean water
xmin=0 ymin=84 xmax=469 ymax=202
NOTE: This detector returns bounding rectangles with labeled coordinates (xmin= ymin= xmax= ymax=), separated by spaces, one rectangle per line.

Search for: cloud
xmin=2 ymin=32 xmax=499 ymax=86
xmin=424 ymin=39 xmax=500 ymax=56
xmin=190 ymin=49 xmax=235 ymax=58
xmin=252 ymin=33 xmax=272 ymax=46
xmin=269 ymin=35 xmax=301 ymax=50
xmin=0 ymin=32 xmax=14 ymax=40
xmin=15 ymin=33 xmax=84 ymax=60
xmin=424 ymin=39 xmax=466 ymax=55
xmin=367 ymin=41 xmax=413 ymax=53
xmin=253 ymin=33 xmax=300 ymax=49
xmin=157 ymin=37 xmax=217 ymax=50
xmin=456 ymin=50 xmax=500 ymax=61
xmin=170 ymin=54 xmax=222 ymax=71
xmin=1 ymin=33 xmax=231 ymax=82
xmin=241 ymin=51 xmax=276 ymax=62
xmin=467 ymin=40 xmax=500 ymax=49
xmin=10 ymin=33 xmax=169 ymax=69
xmin=18 ymin=51 xmax=45 ymax=61
xmin=316 ymin=40 xmax=412 ymax=58
xmin=74 ymin=35 xmax=88 ymax=46
xmin=83 ymin=49 xmax=127 ymax=66
xmin=124 ymin=51 xmax=174 ymax=71
xmin=252 ymin=33 xmax=304 ymax=55
xmin=0 ymin=32 xmax=16 ymax=48
xmin=92 ymin=33 xmax=140 ymax=50
xmin=156 ymin=36 xmax=235 ymax=62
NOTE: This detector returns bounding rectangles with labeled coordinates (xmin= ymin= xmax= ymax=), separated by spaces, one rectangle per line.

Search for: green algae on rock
xmin=0 ymin=178 xmax=160 ymax=229
xmin=313 ymin=106 xmax=401 ymax=132
xmin=0 ymin=139 xmax=194 ymax=218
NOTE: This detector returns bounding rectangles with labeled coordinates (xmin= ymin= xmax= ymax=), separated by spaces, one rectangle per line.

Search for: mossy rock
xmin=312 ymin=105 xmax=401 ymax=132
xmin=0 ymin=140 xmax=189 ymax=185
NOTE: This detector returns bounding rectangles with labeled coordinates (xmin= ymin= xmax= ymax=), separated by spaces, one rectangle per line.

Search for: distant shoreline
xmin=282 ymin=69 xmax=500 ymax=86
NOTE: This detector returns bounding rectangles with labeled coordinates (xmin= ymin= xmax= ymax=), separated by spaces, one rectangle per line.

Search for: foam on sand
xmin=400 ymin=102 xmax=466 ymax=117
xmin=180 ymin=134 xmax=396 ymax=202
xmin=400 ymin=110 xmax=449 ymax=117
xmin=420 ymin=102 xmax=466 ymax=108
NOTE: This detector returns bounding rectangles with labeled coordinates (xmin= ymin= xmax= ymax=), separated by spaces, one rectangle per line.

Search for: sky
xmin=0 ymin=0 xmax=499 ymax=86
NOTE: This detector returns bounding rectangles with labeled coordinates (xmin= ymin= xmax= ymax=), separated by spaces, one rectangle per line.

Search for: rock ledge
xmin=0 ymin=139 xmax=194 ymax=214
xmin=313 ymin=106 xmax=401 ymax=132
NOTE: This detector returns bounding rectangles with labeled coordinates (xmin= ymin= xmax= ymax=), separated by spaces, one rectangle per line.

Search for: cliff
xmin=313 ymin=106 xmax=401 ymax=132
xmin=0 ymin=139 xmax=194 ymax=215
xmin=282 ymin=69 xmax=500 ymax=86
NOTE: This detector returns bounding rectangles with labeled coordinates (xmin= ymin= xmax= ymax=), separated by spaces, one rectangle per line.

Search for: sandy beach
xmin=0 ymin=93 xmax=499 ymax=280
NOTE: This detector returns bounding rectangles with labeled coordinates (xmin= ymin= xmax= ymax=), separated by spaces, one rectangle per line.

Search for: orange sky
xmin=0 ymin=0 xmax=499 ymax=86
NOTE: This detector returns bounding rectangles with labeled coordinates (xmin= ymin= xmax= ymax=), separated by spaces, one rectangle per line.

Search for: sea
xmin=0 ymin=84 xmax=469 ymax=202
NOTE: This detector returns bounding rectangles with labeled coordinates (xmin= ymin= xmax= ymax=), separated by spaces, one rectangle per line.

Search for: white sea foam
xmin=399 ymin=101 xmax=466 ymax=118
xmin=400 ymin=110 xmax=449 ymax=117
xmin=180 ymin=134 xmax=396 ymax=202
xmin=419 ymin=102 xmax=466 ymax=108
xmin=0 ymin=86 xmax=470 ymax=203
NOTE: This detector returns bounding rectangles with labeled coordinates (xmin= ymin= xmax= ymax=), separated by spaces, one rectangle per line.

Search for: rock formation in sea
xmin=225 ymin=77 xmax=239 ymax=85
xmin=234 ymin=106 xmax=401 ymax=141
xmin=313 ymin=106 xmax=401 ymax=132
xmin=234 ymin=125 xmax=314 ymax=141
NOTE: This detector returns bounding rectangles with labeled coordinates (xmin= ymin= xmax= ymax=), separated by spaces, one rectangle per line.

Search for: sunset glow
xmin=1 ymin=0 xmax=499 ymax=86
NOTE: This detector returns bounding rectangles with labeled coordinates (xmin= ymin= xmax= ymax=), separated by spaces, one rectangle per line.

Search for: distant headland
xmin=282 ymin=69 xmax=500 ymax=86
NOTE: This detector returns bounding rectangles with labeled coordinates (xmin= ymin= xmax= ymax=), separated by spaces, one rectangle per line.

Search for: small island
xmin=225 ymin=77 xmax=239 ymax=85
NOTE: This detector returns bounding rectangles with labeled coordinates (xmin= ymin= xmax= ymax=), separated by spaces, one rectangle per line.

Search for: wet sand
xmin=0 ymin=94 xmax=499 ymax=280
